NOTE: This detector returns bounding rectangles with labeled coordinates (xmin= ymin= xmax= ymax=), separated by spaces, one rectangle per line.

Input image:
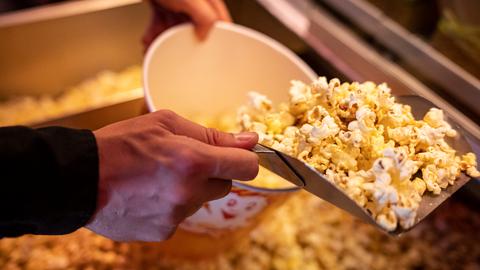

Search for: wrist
xmin=87 ymin=131 xmax=110 ymax=226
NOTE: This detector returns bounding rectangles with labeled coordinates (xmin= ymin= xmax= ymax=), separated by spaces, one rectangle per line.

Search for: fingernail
xmin=234 ymin=132 xmax=256 ymax=141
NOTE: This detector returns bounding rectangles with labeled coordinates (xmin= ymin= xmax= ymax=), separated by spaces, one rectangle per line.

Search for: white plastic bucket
xmin=144 ymin=22 xmax=316 ymax=115
xmin=143 ymin=22 xmax=317 ymax=258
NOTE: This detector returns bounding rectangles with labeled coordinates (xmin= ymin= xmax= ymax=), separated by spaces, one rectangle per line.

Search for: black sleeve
xmin=0 ymin=126 xmax=99 ymax=237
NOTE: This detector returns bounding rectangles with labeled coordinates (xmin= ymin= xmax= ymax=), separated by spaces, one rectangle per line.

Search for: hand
xmin=86 ymin=110 xmax=258 ymax=242
xmin=143 ymin=0 xmax=232 ymax=49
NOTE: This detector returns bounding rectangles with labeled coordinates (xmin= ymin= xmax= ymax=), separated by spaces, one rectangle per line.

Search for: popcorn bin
xmin=153 ymin=170 xmax=299 ymax=258
xmin=143 ymin=22 xmax=317 ymax=258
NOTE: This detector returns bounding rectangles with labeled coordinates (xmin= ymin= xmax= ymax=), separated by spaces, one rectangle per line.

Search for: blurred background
xmin=0 ymin=0 xmax=479 ymax=269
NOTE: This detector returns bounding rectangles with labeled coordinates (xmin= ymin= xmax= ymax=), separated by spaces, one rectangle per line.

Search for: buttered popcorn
xmin=238 ymin=77 xmax=480 ymax=231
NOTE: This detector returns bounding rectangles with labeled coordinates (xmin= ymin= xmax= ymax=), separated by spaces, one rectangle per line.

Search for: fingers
xmin=206 ymin=0 xmax=232 ymax=22
xmin=142 ymin=3 xmax=189 ymax=51
xmin=185 ymin=180 xmax=231 ymax=220
xmin=181 ymin=0 xmax=218 ymax=40
xmin=206 ymin=145 xmax=259 ymax=180
xmin=201 ymin=179 xmax=232 ymax=201
xmin=152 ymin=110 xmax=259 ymax=180
xmin=155 ymin=0 xmax=232 ymax=40
xmin=155 ymin=110 xmax=258 ymax=149
xmin=231 ymin=132 xmax=259 ymax=149
xmin=142 ymin=12 xmax=168 ymax=51
xmin=171 ymin=134 xmax=259 ymax=181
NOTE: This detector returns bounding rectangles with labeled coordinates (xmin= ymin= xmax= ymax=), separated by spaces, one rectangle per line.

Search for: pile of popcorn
xmin=0 ymin=65 xmax=142 ymax=127
xmin=2 ymin=192 xmax=479 ymax=270
xmin=238 ymin=77 xmax=480 ymax=231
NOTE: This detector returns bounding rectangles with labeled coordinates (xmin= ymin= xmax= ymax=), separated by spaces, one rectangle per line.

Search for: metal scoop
xmin=253 ymin=95 xmax=474 ymax=235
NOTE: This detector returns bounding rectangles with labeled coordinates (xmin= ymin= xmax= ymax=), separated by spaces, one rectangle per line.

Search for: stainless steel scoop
xmin=253 ymin=95 xmax=474 ymax=235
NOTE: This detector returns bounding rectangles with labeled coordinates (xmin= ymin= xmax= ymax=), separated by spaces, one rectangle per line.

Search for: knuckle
xmin=175 ymin=148 xmax=207 ymax=176
xmin=176 ymin=146 xmax=195 ymax=160
xmin=155 ymin=109 xmax=178 ymax=127
xmin=159 ymin=156 xmax=176 ymax=172
xmin=157 ymin=109 xmax=177 ymax=119
xmin=176 ymin=148 xmax=196 ymax=169
xmin=202 ymin=12 xmax=217 ymax=25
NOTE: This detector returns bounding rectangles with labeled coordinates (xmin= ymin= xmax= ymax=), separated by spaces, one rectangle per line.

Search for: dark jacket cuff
xmin=0 ymin=126 xmax=99 ymax=236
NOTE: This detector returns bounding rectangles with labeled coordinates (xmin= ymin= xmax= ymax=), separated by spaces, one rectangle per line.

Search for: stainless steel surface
xmin=396 ymin=95 xmax=473 ymax=228
xmin=253 ymin=144 xmax=305 ymax=187
xmin=0 ymin=0 xmax=142 ymax=27
xmin=320 ymin=0 xmax=480 ymax=117
xmin=0 ymin=0 xmax=148 ymax=98
xmin=0 ymin=0 xmax=309 ymax=130
xmin=253 ymin=142 xmax=384 ymax=232
xmin=31 ymin=96 xmax=145 ymax=130
xmin=254 ymin=95 xmax=475 ymax=235
xmin=0 ymin=0 xmax=149 ymax=129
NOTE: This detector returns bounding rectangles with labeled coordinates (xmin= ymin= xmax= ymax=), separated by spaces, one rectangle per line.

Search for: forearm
xmin=0 ymin=126 xmax=99 ymax=237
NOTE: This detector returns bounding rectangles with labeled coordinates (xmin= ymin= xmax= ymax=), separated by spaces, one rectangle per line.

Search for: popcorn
xmin=393 ymin=203 xmax=416 ymax=229
xmin=338 ymin=130 xmax=363 ymax=148
xmin=247 ymin=91 xmax=272 ymax=112
xmin=303 ymin=116 xmax=340 ymax=144
xmin=0 ymin=66 xmax=142 ymax=127
xmin=4 ymin=74 xmax=480 ymax=270
xmin=355 ymin=106 xmax=376 ymax=133
xmin=461 ymin=153 xmax=480 ymax=178
xmin=423 ymin=108 xmax=457 ymax=137
xmin=246 ymin=166 xmax=295 ymax=189
xmin=376 ymin=208 xmax=398 ymax=232
xmin=239 ymin=77 xmax=479 ymax=231
xmin=387 ymin=126 xmax=415 ymax=145
xmin=289 ymin=80 xmax=314 ymax=116
xmin=265 ymin=112 xmax=295 ymax=134
xmin=2 ymin=194 xmax=479 ymax=270
xmin=412 ymin=177 xmax=427 ymax=195
xmin=373 ymin=183 xmax=398 ymax=209
xmin=423 ymin=108 xmax=444 ymax=128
